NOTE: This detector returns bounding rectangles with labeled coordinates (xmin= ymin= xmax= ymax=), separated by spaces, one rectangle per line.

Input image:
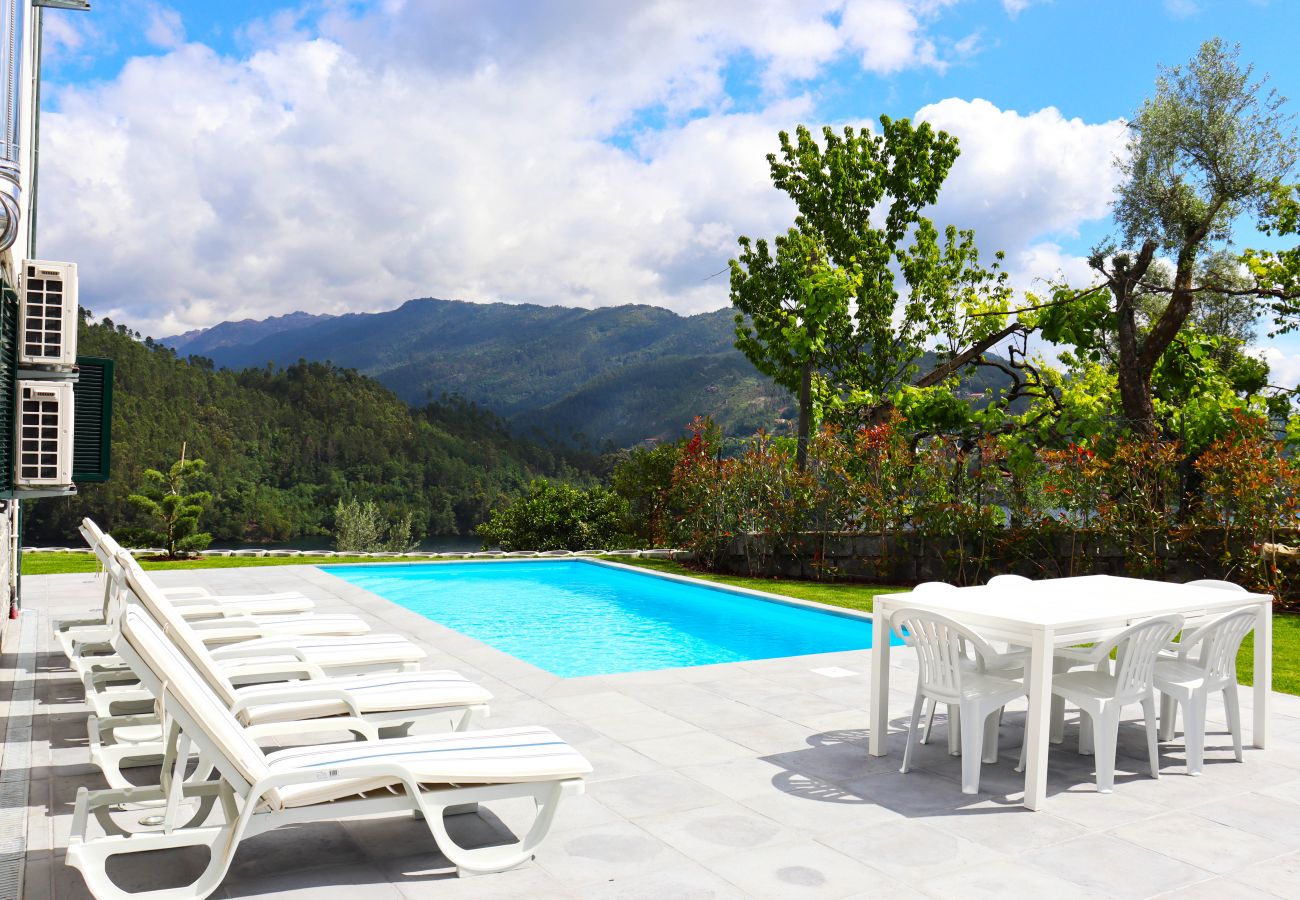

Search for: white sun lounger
xmin=58 ymin=520 xmax=323 ymax=662
xmin=82 ymin=552 xmax=427 ymax=717
xmin=67 ymin=605 xmax=589 ymax=898
xmin=89 ymin=562 xmax=492 ymax=787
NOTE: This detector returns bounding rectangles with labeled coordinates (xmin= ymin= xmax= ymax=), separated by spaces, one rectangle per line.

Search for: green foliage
xmin=731 ymin=120 xmax=1012 ymax=426
xmin=127 ymin=457 xmax=214 ymax=557
xmin=608 ymin=441 xmax=685 ymax=545
xmin=22 ymin=315 xmax=596 ymax=547
xmin=476 ymin=480 xmax=630 ymax=552
xmin=332 ymin=498 xmax=416 ymax=553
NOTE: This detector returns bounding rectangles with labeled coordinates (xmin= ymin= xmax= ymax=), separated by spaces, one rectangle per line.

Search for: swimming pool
xmin=324 ymin=560 xmax=896 ymax=677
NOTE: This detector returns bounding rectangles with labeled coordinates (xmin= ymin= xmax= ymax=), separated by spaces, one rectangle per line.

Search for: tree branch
xmin=913 ymin=322 xmax=1029 ymax=389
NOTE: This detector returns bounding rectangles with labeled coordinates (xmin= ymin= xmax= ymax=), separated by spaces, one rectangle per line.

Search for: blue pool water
xmin=324 ymin=560 xmax=895 ymax=677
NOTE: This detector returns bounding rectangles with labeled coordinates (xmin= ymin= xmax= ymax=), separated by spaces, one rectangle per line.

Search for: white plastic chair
xmin=1019 ymin=615 xmax=1183 ymax=793
xmin=1184 ymin=579 xmax=1248 ymax=593
xmin=910 ymin=581 xmax=1026 ymax=750
xmin=893 ymin=608 xmax=1027 ymax=794
xmin=987 ymin=574 xmax=1032 ymax=587
xmin=1154 ymin=606 xmax=1256 ymax=774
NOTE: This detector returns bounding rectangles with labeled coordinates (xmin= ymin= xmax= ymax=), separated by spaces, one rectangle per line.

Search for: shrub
xmin=476 ymin=480 xmax=630 ymax=551
xmin=333 ymin=498 xmax=417 ymax=552
xmin=127 ymin=457 xmax=214 ymax=557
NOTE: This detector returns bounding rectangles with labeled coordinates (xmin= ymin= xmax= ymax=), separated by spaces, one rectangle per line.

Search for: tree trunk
xmin=1112 ymin=241 xmax=1160 ymax=436
xmin=796 ymin=360 xmax=812 ymax=471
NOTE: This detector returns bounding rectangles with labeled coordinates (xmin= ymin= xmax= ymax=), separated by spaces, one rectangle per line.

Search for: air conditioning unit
xmin=20 ymin=259 xmax=79 ymax=367
xmin=14 ymin=381 xmax=74 ymax=488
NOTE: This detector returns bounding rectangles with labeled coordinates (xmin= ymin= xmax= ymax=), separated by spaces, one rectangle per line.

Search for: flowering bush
xmin=651 ymin=412 xmax=1299 ymax=594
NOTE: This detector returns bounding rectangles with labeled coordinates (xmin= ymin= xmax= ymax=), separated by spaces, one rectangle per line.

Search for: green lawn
xmin=19 ymin=552 xmax=393 ymax=576
xmin=21 ymin=550 xmax=1299 ymax=695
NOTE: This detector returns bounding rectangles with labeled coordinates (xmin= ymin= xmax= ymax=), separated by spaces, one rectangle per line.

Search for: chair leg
xmin=1159 ymin=692 xmax=1177 ymax=742
xmin=1140 ymin=694 xmax=1160 ymax=779
xmin=1223 ymin=685 xmax=1244 ymax=763
xmin=1050 ymin=695 xmax=1066 ymax=744
xmin=901 ymin=691 xmax=925 ymax=774
xmin=982 ymin=705 xmax=1001 ymax=765
xmin=959 ymin=702 xmax=986 ymax=794
xmin=1079 ymin=710 xmax=1094 ymax=756
xmin=920 ymin=697 xmax=936 ymax=745
xmin=1183 ymin=693 xmax=1207 ymax=776
xmin=948 ymin=705 xmax=961 ymax=757
xmin=1093 ymin=708 xmax=1119 ymax=793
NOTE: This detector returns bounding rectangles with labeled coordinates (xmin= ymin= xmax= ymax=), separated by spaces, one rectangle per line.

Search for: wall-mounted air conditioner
xmin=20 ymin=259 xmax=78 ymax=367
xmin=14 ymin=381 xmax=74 ymax=488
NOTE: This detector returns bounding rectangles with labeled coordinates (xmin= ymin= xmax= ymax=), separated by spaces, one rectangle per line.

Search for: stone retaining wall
xmin=711 ymin=531 xmax=1265 ymax=586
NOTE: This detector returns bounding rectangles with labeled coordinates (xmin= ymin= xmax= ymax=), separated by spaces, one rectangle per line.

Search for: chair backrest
xmin=1185 ymin=579 xmax=1247 ymax=593
xmin=890 ymin=607 xmax=1001 ymax=703
xmin=1182 ymin=606 xmax=1257 ymax=684
xmin=987 ymin=574 xmax=1031 ymax=587
xmin=111 ymin=550 xmax=241 ymax=707
xmin=1109 ymin=616 xmax=1183 ymax=700
xmin=912 ymin=581 xmax=957 ymax=595
xmin=117 ymin=600 xmax=270 ymax=795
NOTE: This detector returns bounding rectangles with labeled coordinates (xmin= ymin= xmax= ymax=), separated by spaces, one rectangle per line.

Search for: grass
xmin=21 ymin=550 xmax=1300 ymax=694
xmin=19 ymin=552 xmax=391 ymax=576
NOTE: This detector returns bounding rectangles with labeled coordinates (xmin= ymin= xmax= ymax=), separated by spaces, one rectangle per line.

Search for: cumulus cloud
xmin=916 ymin=98 xmax=1127 ymax=252
xmin=38 ymin=1 xmax=1124 ymax=337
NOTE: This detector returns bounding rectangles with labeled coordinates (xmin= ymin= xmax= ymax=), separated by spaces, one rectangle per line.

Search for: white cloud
xmin=1258 ymin=347 xmax=1300 ymax=388
xmin=38 ymin=1 xmax=1125 ymax=337
xmin=143 ymin=5 xmax=186 ymax=51
xmin=916 ymin=98 xmax=1127 ymax=252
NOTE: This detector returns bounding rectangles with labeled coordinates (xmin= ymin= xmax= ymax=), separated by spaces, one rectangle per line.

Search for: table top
xmin=877 ymin=574 xmax=1271 ymax=632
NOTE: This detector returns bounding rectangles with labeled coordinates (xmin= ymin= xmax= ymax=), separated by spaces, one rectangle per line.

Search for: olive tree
xmin=1090 ymin=39 xmax=1298 ymax=434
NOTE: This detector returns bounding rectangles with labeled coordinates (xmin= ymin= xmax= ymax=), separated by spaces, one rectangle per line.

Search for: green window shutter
xmin=72 ymin=356 xmax=113 ymax=482
xmin=0 ymin=282 xmax=17 ymax=494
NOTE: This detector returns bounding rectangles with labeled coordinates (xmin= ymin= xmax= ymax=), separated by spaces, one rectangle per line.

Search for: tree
xmin=476 ymin=480 xmax=630 ymax=551
xmin=731 ymin=230 xmax=859 ymax=469
xmin=731 ymin=120 xmax=1017 ymax=466
xmin=128 ymin=456 xmax=214 ymax=557
xmin=333 ymin=498 xmax=417 ymax=553
xmin=1080 ymin=39 xmax=1299 ymax=435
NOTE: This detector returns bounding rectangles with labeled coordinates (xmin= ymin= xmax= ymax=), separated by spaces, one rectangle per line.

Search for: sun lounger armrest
xmin=189 ymin=614 xmax=260 ymax=629
xmin=230 ymin=686 xmax=363 ymax=718
xmin=69 ymin=635 xmax=114 ymax=655
xmin=87 ymin=666 xmax=137 ymax=687
xmin=219 ymin=660 xmax=327 ymax=682
xmin=92 ymin=711 xmax=161 ymax=735
xmin=56 ymin=616 xmax=106 ymax=631
xmin=162 ymin=587 xmax=214 ymax=600
xmin=210 ymin=643 xmax=309 ymax=662
xmin=244 ymin=716 xmax=378 ymax=744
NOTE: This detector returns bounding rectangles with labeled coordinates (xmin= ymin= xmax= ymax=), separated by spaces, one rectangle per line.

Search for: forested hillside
xmin=164 ymin=298 xmax=796 ymax=445
xmin=22 ymin=315 xmax=596 ymax=545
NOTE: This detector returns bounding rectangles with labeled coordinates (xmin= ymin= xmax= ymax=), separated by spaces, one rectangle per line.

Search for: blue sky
xmin=31 ymin=0 xmax=1300 ymax=373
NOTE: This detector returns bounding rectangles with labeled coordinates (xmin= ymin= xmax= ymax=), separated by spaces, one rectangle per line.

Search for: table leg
xmin=870 ymin=601 xmax=891 ymax=757
xmin=1023 ymin=627 xmax=1054 ymax=810
xmin=1254 ymin=599 xmax=1272 ymax=749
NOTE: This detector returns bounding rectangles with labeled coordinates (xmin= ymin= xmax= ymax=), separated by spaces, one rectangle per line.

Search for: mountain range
xmin=163 ymin=297 xmax=1018 ymax=448
xmin=162 ymin=299 xmax=793 ymax=447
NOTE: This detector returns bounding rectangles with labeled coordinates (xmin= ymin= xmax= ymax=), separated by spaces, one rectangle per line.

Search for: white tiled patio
xmin=9 ymin=566 xmax=1300 ymax=899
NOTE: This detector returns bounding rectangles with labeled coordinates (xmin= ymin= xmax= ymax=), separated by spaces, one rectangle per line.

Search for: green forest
xmin=21 ymin=314 xmax=597 ymax=546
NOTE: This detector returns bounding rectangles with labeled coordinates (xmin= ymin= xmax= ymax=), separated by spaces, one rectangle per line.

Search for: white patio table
xmin=869 ymin=574 xmax=1273 ymax=810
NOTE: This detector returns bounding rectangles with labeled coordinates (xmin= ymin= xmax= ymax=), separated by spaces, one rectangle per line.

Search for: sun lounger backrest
xmin=118 ymin=602 xmax=270 ymax=793
xmin=112 ymin=551 xmax=242 ymax=707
